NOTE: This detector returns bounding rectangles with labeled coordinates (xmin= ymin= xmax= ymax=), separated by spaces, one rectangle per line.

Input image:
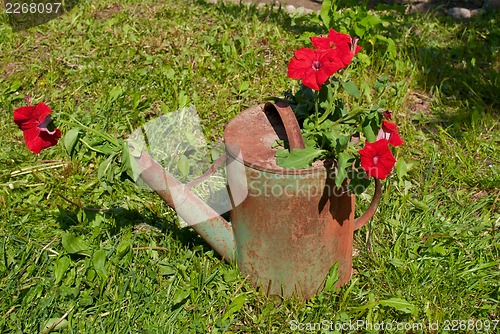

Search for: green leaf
xmin=98 ymin=155 xmax=115 ymax=181
xmin=359 ymin=13 xmax=382 ymax=29
xmin=379 ymin=297 xmax=417 ymax=315
xmin=375 ymin=35 xmax=397 ymax=60
xmin=61 ymin=232 xmax=91 ymax=256
xmin=116 ymin=237 xmax=133 ymax=260
xmin=92 ymin=143 xmax=120 ymax=155
xmin=335 ymin=151 xmax=350 ymax=188
xmin=271 ymin=139 xmax=284 ymax=148
xmin=108 ymin=86 xmax=124 ymax=103
xmin=276 ymin=147 xmax=324 ymax=169
xmin=395 ymin=158 xmax=408 ymax=180
xmin=92 ymin=249 xmax=108 ymax=281
xmin=354 ymin=24 xmax=366 ymax=39
xmin=121 ymin=141 xmax=142 ymax=181
xmin=222 ymin=294 xmax=246 ymax=321
xmin=341 ymin=80 xmax=360 ymax=99
xmin=43 ymin=318 xmax=68 ymax=332
xmin=348 ymin=168 xmax=371 ymax=195
xmin=323 ymin=263 xmax=339 ymax=292
xmin=177 ymin=154 xmax=190 ymax=177
xmin=320 ymin=0 xmax=333 ymax=28
xmin=9 ymin=80 xmax=21 ymax=93
xmin=158 ymin=262 xmax=176 ymax=276
xmin=238 ymin=81 xmax=249 ymax=92
xmin=173 ymin=287 xmax=191 ymax=304
xmin=63 ymin=128 xmax=80 ymax=157
xmin=362 ymin=116 xmax=379 ymax=143
xmin=54 ymin=256 xmax=71 ymax=284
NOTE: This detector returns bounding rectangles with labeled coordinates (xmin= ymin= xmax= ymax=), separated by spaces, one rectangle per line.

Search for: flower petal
xmin=33 ymin=102 xmax=53 ymax=123
xmin=358 ymin=139 xmax=396 ymax=179
xmin=24 ymin=128 xmax=61 ymax=154
xmin=380 ymin=120 xmax=404 ymax=147
xmin=14 ymin=106 xmax=38 ymax=131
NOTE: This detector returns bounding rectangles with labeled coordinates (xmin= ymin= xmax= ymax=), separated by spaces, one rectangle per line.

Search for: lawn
xmin=0 ymin=0 xmax=498 ymax=332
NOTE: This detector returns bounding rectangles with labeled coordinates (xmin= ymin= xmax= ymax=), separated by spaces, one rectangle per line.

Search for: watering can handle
xmin=353 ymin=178 xmax=382 ymax=230
xmin=264 ymin=101 xmax=306 ymax=150
xmin=264 ymin=100 xmax=382 ymax=230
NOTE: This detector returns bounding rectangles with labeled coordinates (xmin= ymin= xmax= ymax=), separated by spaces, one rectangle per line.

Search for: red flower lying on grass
xmin=358 ymin=139 xmax=396 ymax=180
xmin=13 ymin=102 xmax=61 ymax=154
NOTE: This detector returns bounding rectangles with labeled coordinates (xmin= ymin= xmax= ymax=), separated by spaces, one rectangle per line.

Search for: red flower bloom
xmin=376 ymin=120 xmax=404 ymax=147
xmin=13 ymin=102 xmax=61 ymax=154
xmin=288 ymin=48 xmax=343 ymax=90
xmin=310 ymin=29 xmax=362 ymax=68
xmin=358 ymin=139 xmax=396 ymax=180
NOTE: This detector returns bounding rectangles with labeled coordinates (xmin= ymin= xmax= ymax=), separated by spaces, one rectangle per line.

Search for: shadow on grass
xmin=56 ymin=206 xmax=218 ymax=256
xmin=195 ymin=0 xmax=325 ymax=35
xmin=409 ymin=12 xmax=499 ymax=112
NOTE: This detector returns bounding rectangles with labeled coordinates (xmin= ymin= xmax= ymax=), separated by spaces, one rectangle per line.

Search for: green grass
xmin=0 ymin=0 xmax=499 ymax=332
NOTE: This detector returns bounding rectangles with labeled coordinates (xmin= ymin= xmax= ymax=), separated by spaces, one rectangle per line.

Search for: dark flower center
xmin=312 ymin=61 xmax=322 ymax=71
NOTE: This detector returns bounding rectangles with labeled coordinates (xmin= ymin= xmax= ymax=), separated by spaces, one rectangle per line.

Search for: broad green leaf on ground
xmin=177 ymin=154 xmax=190 ymax=177
xmin=42 ymin=318 xmax=69 ymax=333
xmin=121 ymin=141 xmax=142 ymax=181
xmin=379 ymin=297 xmax=417 ymax=315
xmin=61 ymin=232 xmax=91 ymax=257
xmin=54 ymin=256 xmax=71 ymax=284
xmin=92 ymin=249 xmax=108 ymax=281
xmin=222 ymin=294 xmax=246 ymax=321
xmin=395 ymin=158 xmax=408 ymax=180
xmin=63 ymin=128 xmax=80 ymax=157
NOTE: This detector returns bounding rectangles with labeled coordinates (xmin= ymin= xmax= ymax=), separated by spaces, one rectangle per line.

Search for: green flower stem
xmin=78 ymin=137 xmax=109 ymax=154
xmin=317 ymin=98 xmax=333 ymax=124
xmin=314 ymin=90 xmax=320 ymax=129
xmin=58 ymin=112 xmax=121 ymax=147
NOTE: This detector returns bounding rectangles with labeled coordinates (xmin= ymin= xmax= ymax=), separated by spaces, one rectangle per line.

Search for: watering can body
xmin=224 ymin=102 xmax=380 ymax=299
xmin=134 ymin=101 xmax=380 ymax=300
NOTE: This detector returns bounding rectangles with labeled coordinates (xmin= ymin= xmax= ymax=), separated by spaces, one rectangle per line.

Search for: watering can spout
xmin=134 ymin=150 xmax=236 ymax=263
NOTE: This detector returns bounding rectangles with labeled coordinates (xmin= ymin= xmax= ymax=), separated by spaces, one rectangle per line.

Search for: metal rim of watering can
xmin=224 ymin=102 xmax=328 ymax=175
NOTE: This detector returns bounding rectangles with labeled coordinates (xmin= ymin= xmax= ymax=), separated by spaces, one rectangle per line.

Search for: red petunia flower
xmin=13 ymin=102 xmax=61 ymax=154
xmin=310 ymin=29 xmax=362 ymax=68
xmin=358 ymin=139 xmax=396 ymax=180
xmin=376 ymin=120 xmax=404 ymax=147
xmin=287 ymin=48 xmax=343 ymax=90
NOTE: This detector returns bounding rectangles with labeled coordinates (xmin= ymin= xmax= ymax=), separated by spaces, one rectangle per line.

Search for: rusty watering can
xmin=132 ymin=101 xmax=381 ymax=300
